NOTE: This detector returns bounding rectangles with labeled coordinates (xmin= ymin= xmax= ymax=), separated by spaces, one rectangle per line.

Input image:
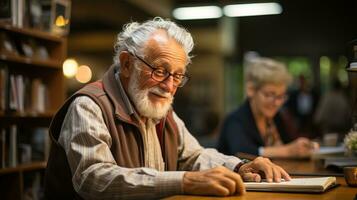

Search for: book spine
xmin=0 ymin=128 xmax=6 ymax=168
xmin=0 ymin=64 xmax=9 ymax=112
xmin=8 ymin=124 xmax=17 ymax=167
xmin=11 ymin=0 xmax=17 ymax=26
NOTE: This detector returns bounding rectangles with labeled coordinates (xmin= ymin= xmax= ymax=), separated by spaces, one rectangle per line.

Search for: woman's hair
xmin=113 ymin=17 xmax=194 ymax=67
xmin=244 ymin=57 xmax=292 ymax=88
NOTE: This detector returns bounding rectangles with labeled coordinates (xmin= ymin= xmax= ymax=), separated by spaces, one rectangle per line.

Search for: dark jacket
xmin=217 ymin=100 xmax=292 ymax=156
xmin=44 ymin=65 xmax=180 ymax=199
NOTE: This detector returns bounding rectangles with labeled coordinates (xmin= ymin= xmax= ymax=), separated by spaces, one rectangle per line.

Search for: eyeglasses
xmin=259 ymin=90 xmax=288 ymax=103
xmin=129 ymin=52 xmax=189 ymax=87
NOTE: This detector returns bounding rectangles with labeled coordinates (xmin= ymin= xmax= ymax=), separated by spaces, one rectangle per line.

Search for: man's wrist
xmin=233 ymin=159 xmax=251 ymax=173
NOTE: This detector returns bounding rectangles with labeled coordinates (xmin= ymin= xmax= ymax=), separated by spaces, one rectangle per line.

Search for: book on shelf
xmin=0 ymin=70 xmax=48 ymax=114
xmin=23 ymin=171 xmax=43 ymax=200
xmin=0 ymin=125 xmax=51 ymax=168
xmin=18 ymin=143 xmax=31 ymax=164
xmin=0 ymin=0 xmax=12 ymax=23
xmin=16 ymin=74 xmax=24 ymax=112
xmin=0 ymin=32 xmax=19 ymax=56
xmin=0 ymin=124 xmax=18 ymax=168
xmin=244 ymin=177 xmax=338 ymax=193
xmin=0 ymin=128 xmax=6 ymax=168
xmin=0 ymin=63 xmax=9 ymax=112
xmin=8 ymin=124 xmax=17 ymax=167
xmin=31 ymin=78 xmax=47 ymax=114
xmin=9 ymin=74 xmax=18 ymax=111
xmin=31 ymin=127 xmax=50 ymax=161
xmin=0 ymin=0 xmax=27 ymax=27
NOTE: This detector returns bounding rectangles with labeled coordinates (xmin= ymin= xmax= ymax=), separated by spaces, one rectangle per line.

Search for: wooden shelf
xmin=0 ymin=23 xmax=63 ymax=43
xmin=0 ymin=53 xmax=62 ymax=69
xmin=0 ymin=112 xmax=54 ymax=125
xmin=0 ymin=16 xmax=66 ymax=200
xmin=0 ymin=161 xmax=47 ymax=175
xmin=0 ymin=111 xmax=55 ymax=118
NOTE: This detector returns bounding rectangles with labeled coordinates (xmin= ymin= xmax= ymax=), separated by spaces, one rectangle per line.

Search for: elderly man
xmin=44 ymin=17 xmax=290 ymax=199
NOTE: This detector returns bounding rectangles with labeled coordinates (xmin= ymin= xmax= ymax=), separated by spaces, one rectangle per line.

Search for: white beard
xmin=127 ymin=68 xmax=174 ymax=120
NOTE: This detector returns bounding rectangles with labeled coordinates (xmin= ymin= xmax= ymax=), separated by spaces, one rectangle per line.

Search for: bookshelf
xmin=0 ymin=22 xmax=66 ymax=199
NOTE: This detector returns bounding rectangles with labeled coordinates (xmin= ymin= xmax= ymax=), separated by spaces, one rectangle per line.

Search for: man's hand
xmin=238 ymin=157 xmax=291 ymax=183
xmin=183 ymin=166 xmax=246 ymax=196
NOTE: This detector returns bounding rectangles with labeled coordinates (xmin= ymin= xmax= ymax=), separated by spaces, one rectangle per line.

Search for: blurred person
xmin=314 ymin=78 xmax=351 ymax=136
xmin=197 ymin=111 xmax=220 ymax=148
xmin=44 ymin=17 xmax=290 ymax=199
xmin=218 ymin=58 xmax=319 ymax=158
xmin=285 ymin=74 xmax=319 ymax=138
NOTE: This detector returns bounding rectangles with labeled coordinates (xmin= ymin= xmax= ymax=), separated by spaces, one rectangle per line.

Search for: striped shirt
xmin=58 ymin=96 xmax=241 ymax=199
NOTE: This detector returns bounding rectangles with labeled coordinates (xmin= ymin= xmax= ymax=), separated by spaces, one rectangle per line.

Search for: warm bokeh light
xmin=55 ymin=15 xmax=69 ymax=27
xmin=63 ymin=58 xmax=78 ymax=78
xmin=75 ymin=65 xmax=92 ymax=83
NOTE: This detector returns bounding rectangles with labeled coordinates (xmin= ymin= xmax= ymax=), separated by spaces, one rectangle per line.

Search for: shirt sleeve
xmin=58 ymin=96 xmax=184 ymax=200
xmin=173 ymin=112 xmax=241 ymax=172
xmin=258 ymin=146 xmax=264 ymax=156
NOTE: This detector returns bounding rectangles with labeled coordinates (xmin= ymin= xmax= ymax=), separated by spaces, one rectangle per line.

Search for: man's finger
xmin=242 ymin=172 xmax=261 ymax=182
xmin=235 ymin=173 xmax=246 ymax=195
xmin=219 ymin=176 xmax=237 ymax=195
xmin=223 ymin=170 xmax=246 ymax=195
xmin=279 ymin=166 xmax=291 ymax=181
xmin=259 ymin=162 xmax=273 ymax=182
xmin=212 ymin=184 xmax=231 ymax=196
xmin=272 ymin=167 xmax=282 ymax=182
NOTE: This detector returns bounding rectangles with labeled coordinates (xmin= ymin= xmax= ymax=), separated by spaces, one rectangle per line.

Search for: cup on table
xmin=343 ymin=167 xmax=357 ymax=187
xmin=323 ymin=133 xmax=338 ymax=146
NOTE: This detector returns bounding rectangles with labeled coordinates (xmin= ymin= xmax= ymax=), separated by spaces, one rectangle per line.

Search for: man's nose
xmin=159 ymin=75 xmax=175 ymax=93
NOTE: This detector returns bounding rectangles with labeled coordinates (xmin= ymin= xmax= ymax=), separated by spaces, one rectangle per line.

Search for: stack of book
xmin=0 ymin=126 xmax=50 ymax=168
xmin=0 ymin=63 xmax=48 ymax=115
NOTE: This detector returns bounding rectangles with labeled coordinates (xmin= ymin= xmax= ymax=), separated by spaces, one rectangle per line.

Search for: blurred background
xmin=65 ymin=0 xmax=357 ymax=147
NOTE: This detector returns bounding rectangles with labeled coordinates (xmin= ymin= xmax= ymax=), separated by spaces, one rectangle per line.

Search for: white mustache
xmin=150 ymin=87 xmax=172 ymax=98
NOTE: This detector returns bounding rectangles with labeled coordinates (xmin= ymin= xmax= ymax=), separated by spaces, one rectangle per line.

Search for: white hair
xmin=113 ymin=17 xmax=194 ymax=67
xmin=245 ymin=57 xmax=292 ymax=89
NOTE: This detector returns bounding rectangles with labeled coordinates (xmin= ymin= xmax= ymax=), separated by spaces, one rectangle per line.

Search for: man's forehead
xmin=150 ymin=30 xmax=169 ymax=44
xmin=145 ymin=30 xmax=171 ymax=49
xmin=143 ymin=30 xmax=188 ymax=64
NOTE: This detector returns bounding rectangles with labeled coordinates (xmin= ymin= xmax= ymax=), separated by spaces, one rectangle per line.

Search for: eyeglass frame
xmin=258 ymin=89 xmax=288 ymax=103
xmin=128 ymin=51 xmax=190 ymax=87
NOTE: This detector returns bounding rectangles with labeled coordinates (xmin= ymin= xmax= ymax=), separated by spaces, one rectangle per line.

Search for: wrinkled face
xmin=249 ymin=83 xmax=287 ymax=119
xmin=127 ymin=30 xmax=188 ymax=119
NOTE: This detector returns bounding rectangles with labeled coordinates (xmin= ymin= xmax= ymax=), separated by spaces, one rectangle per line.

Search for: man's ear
xmin=246 ymin=81 xmax=256 ymax=98
xmin=119 ymin=51 xmax=132 ymax=78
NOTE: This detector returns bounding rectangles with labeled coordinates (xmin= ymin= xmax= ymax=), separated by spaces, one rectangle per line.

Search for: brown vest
xmin=44 ymin=65 xmax=180 ymax=199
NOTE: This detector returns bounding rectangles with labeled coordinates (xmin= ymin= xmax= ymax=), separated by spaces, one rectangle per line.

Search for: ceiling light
xmin=223 ymin=2 xmax=282 ymax=17
xmin=173 ymin=6 xmax=222 ymax=20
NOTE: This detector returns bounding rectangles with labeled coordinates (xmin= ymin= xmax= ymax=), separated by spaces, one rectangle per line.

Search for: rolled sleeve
xmin=155 ymin=171 xmax=185 ymax=196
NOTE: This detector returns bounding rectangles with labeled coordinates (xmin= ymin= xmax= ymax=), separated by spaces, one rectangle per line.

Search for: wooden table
xmin=164 ymin=159 xmax=357 ymax=200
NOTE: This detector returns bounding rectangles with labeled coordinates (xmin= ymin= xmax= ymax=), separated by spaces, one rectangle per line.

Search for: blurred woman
xmin=217 ymin=58 xmax=318 ymax=158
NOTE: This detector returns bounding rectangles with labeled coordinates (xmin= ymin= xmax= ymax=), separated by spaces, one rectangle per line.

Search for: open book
xmin=244 ymin=177 xmax=337 ymax=193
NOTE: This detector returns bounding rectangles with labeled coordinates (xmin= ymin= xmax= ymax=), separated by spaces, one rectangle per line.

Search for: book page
xmin=244 ymin=177 xmax=336 ymax=192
